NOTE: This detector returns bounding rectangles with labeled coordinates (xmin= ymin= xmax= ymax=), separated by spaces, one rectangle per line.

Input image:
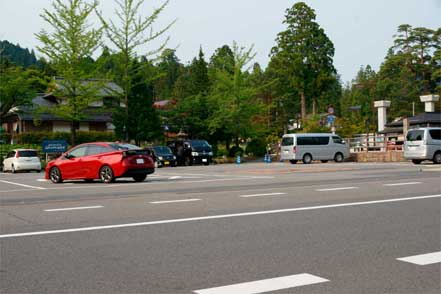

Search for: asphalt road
xmin=1 ymin=162 xmax=440 ymax=294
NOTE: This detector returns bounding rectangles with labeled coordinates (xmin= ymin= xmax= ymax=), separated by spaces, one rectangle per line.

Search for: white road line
xmin=44 ymin=206 xmax=104 ymax=212
xmin=316 ymin=187 xmax=358 ymax=192
xmin=0 ymin=180 xmax=46 ymax=190
xmin=149 ymin=199 xmax=201 ymax=204
xmin=397 ymin=251 xmax=441 ymax=265
xmin=240 ymin=192 xmax=287 ymax=198
xmin=168 ymin=176 xmax=182 ymax=180
xmin=37 ymin=179 xmax=48 ymax=182
xmin=193 ymin=273 xmax=329 ymax=294
xmin=0 ymin=194 xmax=439 ymax=239
xmin=383 ymin=182 xmax=422 ymax=187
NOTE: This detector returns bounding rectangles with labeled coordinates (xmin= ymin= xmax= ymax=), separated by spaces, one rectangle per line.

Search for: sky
xmin=0 ymin=0 xmax=440 ymax=83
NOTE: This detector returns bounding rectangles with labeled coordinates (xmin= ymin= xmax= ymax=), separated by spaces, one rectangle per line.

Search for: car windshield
xmin=153 ymin=146 xmax=173 ymax=154
xmin=109 ymin=143 xmax=141 ymax=150
xmin=406 ymin=130 xmax=425 ymax=141
xmin=190 ymin=140 xmax=210 ymax=148
xmin=17 ymin=150 xmax=38 ymax=157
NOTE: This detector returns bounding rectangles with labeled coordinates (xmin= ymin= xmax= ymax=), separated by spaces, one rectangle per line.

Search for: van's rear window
xmin=406 ymin=130 xmax=424 ymax=141
xmin=18 ymin=151 xmax=38 ymax=157
xmin=281 ymin=137 xmax=294 ymax=146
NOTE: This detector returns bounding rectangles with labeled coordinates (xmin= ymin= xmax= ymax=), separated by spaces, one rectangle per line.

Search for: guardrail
xmin=345 ymin=135 xmax=404 ymax=152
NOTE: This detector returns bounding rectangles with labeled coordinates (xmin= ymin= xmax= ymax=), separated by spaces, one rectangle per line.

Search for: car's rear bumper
xmin=120 ymin=168 xmax=155 ymax=178
xmin=14 ymin=163 xmax=41 ymax=171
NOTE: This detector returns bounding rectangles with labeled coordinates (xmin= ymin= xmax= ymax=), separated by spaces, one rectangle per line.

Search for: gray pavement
xmin=0 ymin=162 xmax=440 ymax=293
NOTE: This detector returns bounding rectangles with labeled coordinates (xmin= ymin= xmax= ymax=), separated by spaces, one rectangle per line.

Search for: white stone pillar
xmin=374 ymin=100 xmax=391 ymax=132
xmin=420 ymin=94 xmax=439 ymax=112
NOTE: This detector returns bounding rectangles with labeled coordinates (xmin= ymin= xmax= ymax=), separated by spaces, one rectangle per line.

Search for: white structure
xmin=420 ymin=94 xmax=439 ymax=112
xmin=374 ymin=100 xmax=391 ymax=132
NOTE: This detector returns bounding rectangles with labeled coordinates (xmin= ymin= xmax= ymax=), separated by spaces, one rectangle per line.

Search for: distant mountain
xmin=0 ymin=40 xmax=38 ymax=67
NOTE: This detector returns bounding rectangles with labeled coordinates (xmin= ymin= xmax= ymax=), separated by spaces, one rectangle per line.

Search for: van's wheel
xmin=133 ymin=175 xmax=147 ymax=182
xmin=290 ymin=160 xmax=298 ymax=164
xmin=412 ymin=159 xmax=422 ymax=165
xmin=99 ymin=166 xmax=115 ymax=183
xmin=433 ymin=152 xmax=441 ymax=164
xmin=49 ymin=167 xmax=63 ymax=183
xmin=302 ymin=154 xmax=312 ymax=164
xmin=334 ymin=153 xmax=344 ymax=163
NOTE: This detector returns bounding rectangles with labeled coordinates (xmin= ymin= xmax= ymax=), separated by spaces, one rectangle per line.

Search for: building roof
xmin=380 ymin=112 xmax=441 ymax=134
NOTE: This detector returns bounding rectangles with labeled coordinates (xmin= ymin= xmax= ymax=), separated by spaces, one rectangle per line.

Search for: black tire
xmin=334 ymin=153 xmax=344 ymax=163
xmin=11 ymin=165 xmax=16 ymax=173
xmin=289 ymin=160 xmax=298 ymax=164
xmin=133 ymin=175 xmax=147 ymax=182
xmin=302 ymin=154 xmax=312 ymax=164
xmin=321 ymin=160 xmax=329 ymax=163
xmin=433 ymin=152 xmax=441 ymax=164
xmin=203 ymin=161 xmax=209 ymax=166
xmin=49 ymin=167 xmax=63 ymax=183
xmin=99 ymin=165 xmax=115 ymax=183
xmin=412 ymin=159 xmax=422 ymax=165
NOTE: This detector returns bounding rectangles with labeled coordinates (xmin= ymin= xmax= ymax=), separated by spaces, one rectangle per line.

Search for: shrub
xmin=228 ymin=145 xmax=244 ymax=157
xmin=245 ymin=138 xmax=266 ymax=156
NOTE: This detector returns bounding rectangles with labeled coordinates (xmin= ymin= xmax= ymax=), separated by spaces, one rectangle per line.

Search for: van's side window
xmin=332 ymin=136 xmax=344 ymax=144
xmin=297 ymin=137 xmax=329 ymax=145
xmin=429 ymin=130 xmax=441 ymax=140
xmin=281 ymin=137 xmax=294 ymax=146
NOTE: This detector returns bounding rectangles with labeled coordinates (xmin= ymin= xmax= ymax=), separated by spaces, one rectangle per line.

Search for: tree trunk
xmin=300 ymin=91 xmax=306 ymax=120
xmin=312 ymin=99 xmax=317 ymax=115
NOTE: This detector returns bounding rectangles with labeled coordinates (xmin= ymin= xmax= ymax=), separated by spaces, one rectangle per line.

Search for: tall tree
xmin=35 ymin=0 xmax=103 ymax=144
xmin=97 ymin=0 xmax=174 ymax=141
xmin=270 ymin=2 xmax=337 ymax=120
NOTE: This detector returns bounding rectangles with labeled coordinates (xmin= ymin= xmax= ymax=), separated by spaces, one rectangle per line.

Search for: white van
xmin=280 ymin=133 xmax=349 ymax=164
xmin=404 ymin=127 xmax=441 ymax=164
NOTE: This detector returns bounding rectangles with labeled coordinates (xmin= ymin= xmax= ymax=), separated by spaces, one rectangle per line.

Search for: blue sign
xmin=42 ymin=140 xmax=68 ymax=153
xmin=327 ymin=115 xmax=336 ymax=125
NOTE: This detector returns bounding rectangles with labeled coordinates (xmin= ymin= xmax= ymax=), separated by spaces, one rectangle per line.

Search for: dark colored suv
xmin=168 ymin=139 xmax=213 ymax=166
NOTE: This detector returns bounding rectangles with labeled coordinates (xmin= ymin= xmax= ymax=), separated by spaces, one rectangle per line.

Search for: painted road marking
xmin=0 ymin=180 xmax=46 ymax=190
xmin=384 ymin=182 xmax=422 ymax=187
xmin=193 ymin=273 xmax=329 ymax=294
xmin=240 ymin=192 xmax=287 ymax=198
xmin=149 ymin=198 xmax=201 ymax=204
xmin=44 ymin=206 xmax=104 ymax=212
xmin=0 ymin=194 xmax=440 ymax=239
xmin=397 ymin=251 xmax=441 ymax=265
xmin=316 ymin=187 xmax=358 ymax=192
xmin=168 ymin=176 xmax=182 ymax=180
xmin=37 ymin=179 xmax=48 ymax=182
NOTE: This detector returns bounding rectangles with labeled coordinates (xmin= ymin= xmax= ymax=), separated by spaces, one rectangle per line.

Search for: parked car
xmin=404 ymin=127 xmax=441 ymax=164
xmin=168 ymin=139 xmax=213 ymax=166
xmin=280 ymin=133 xmax=349 ymax=164
xmin=2 ymin=149 xmax=41 ymax=173
xmin=147 ymin=146 xmax=177 ymax=167
xmin=45 ymin=142 xmax=155 ymax=183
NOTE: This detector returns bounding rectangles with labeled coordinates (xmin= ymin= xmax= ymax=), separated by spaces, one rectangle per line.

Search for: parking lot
xmin=1 ymin=162 xmax=440 ymax=293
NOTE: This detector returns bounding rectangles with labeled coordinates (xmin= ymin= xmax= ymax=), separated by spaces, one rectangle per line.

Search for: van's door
xmin=404 ymin=129 xmax=426 ymax=158
xmin=281 ymin=136 xmax=295 ymax=160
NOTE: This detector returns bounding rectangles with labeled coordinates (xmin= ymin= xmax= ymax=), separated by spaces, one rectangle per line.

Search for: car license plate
xmin=136 ymin=158 xmax=144 ymax=164
xmin=164 ymin=161 xmax=169 ymax=165
xmin=202 ymin=158 xmax=207 ymax=162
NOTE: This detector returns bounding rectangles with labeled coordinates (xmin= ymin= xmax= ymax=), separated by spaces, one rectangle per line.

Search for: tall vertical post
xmin=374 ymin=100 xmax=391 ymax=132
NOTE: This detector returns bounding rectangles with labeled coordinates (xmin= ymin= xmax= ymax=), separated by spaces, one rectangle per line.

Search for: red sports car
xmin=45 ymin=142 xmax=155 ymax=183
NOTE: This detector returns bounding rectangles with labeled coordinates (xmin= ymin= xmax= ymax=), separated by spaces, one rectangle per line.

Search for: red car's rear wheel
xmin=99 ymin=166 xmax=115 ymax=183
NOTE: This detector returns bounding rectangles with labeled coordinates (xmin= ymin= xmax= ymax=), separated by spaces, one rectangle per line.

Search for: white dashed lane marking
xmin=149 ymin=199 xmax=201 ymax=204
xmin=44 ymin=206 xmax=104 ymax=212
xmin=193 ymin=273 xmax=329 ymax=294
xmin=240 ymin=192 xmax=287 ymax=198
xmin=316 ymin=187 xmax=358 ymax=192
xmin=383 ymin=182 xmax=422 ymax=187
xmin=397 ymin=251 xmax=441 ymax=265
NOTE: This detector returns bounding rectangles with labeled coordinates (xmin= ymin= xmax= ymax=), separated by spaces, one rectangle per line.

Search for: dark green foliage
xmin=16 ymin=131 xmax=116 ymax=145
xmin=0 ymin=40 xmax=38 ymax=68
xmin=245 ymin=138 xmax=266 ymax=156
xmin=228 ymin=145 xmax=244 ymax=157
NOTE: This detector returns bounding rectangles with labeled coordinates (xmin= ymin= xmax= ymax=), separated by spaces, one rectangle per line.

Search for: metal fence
xmin=345 ymin=134 xmax=404 ymax=152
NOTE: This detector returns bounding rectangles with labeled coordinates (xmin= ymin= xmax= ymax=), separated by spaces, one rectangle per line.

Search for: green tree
xmin=207 ymin=42 xmax=265 ymax=150
xmin=269 ymin=2 xmax=337 ymax=120
xmin=35 ymin=0 xmax=103 ymax=145
xmin=97 ymin=0 xmax=175 ymax=141
xmin=154 ymin=48 xmax=182 ymax=99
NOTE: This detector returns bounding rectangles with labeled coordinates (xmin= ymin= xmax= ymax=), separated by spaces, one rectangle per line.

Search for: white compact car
xmin=2 ymin=149 xmax=42 ymax=173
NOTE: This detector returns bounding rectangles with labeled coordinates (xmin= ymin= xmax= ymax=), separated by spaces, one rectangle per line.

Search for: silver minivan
xmin=280 ymin=133 xmax=349 ymax=164
xmin=404 ymin=127 xmax=441 ymax=164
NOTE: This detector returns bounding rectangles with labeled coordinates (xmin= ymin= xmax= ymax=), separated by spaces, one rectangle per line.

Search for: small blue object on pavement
xmin=236 ymin=155 xmax=241 ymax=165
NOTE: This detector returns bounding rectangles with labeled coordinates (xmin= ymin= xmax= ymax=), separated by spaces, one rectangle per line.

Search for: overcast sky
xmin=0 ymin=0 xmax=440 ymax=82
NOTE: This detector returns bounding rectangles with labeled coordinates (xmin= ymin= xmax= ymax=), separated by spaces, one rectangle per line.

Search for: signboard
xmin=327 ymin=115 xmax=336 ymax=126
xmin=42 ymin=140 xmax=68 ymax=153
